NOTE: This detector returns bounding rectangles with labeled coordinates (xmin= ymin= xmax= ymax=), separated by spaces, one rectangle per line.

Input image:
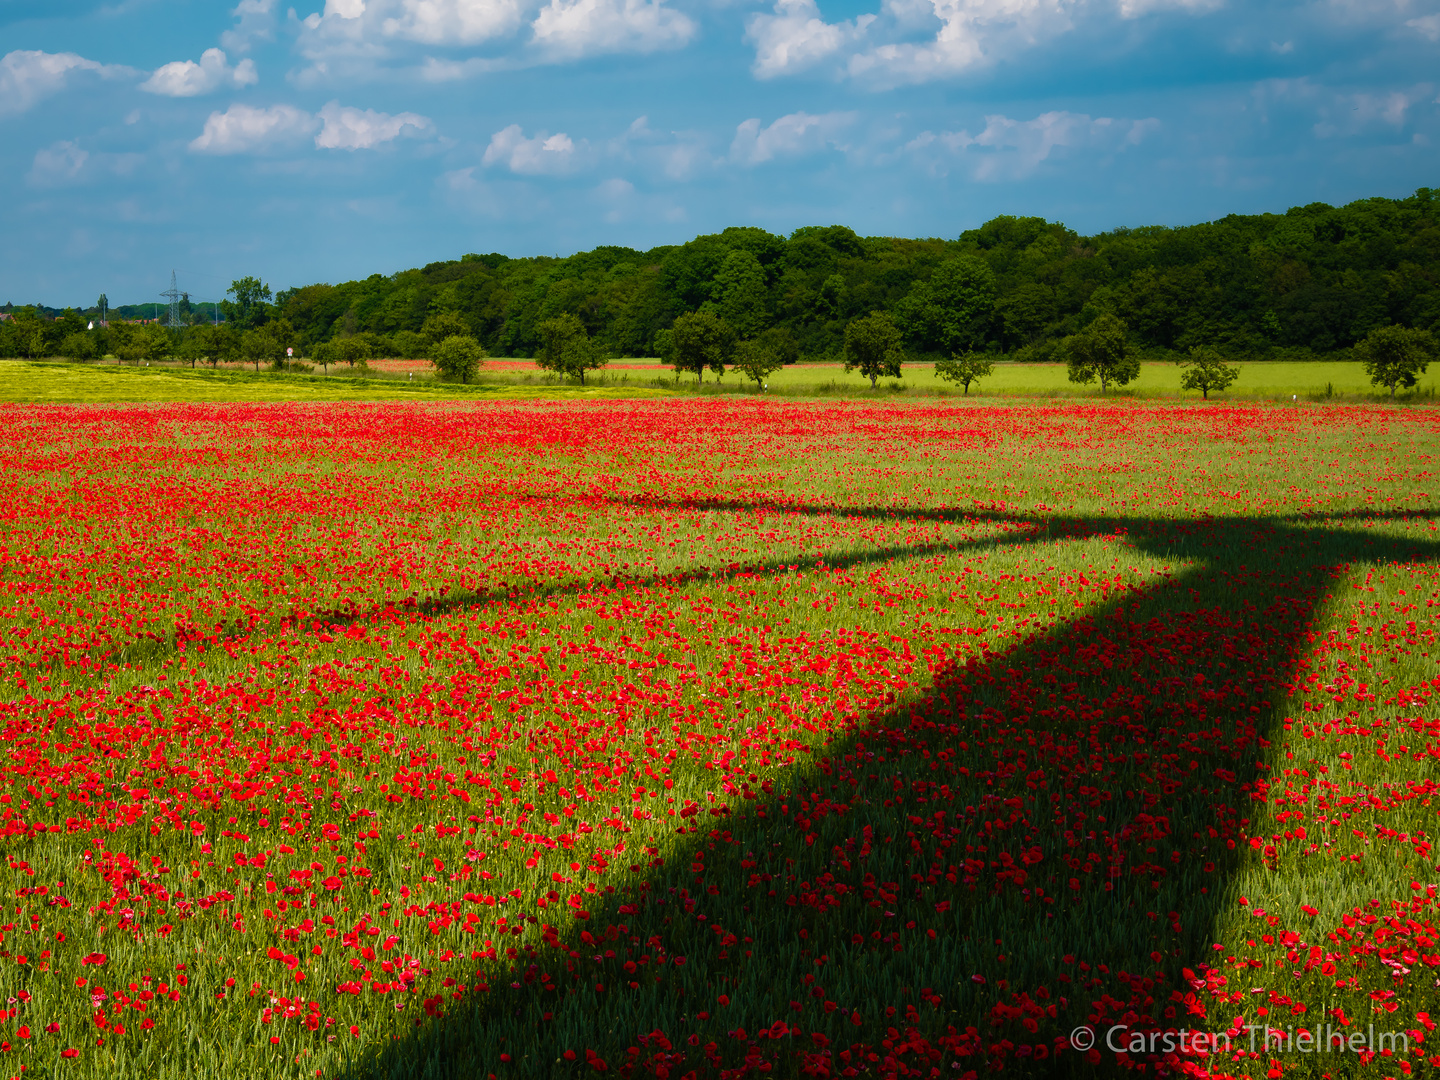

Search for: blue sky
xmin=2 ymin=0 xmax=1438 ymax=307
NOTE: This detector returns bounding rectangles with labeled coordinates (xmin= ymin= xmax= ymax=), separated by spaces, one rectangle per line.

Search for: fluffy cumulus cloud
xmin=482 ymin=123 xmax=585 ymax=173
xmin=189 ymin=101 xmax=435 ymax=153
xmin=221 ymin=0 xmax=280 ymax=52
xmin=295 ymin=0 xmax=694 ymax=71
xmin=141 ymin=49 xmax=258 ymax=97
xmin=1114 ymin=0 xmax=1220 ymax=16
xmin=382 ymin=0 xmax=528 ymax=44
xmin=907 ymin=109 xmax=1157 ymax=180
xmin=189 ymin=103 xmax=320 ymax=154
xmin=0 ymin=50 xmax=122 ymax=116
xmin=745 ymin=0 xmax=1242 ymax=85
xmin=847 ymin=0 xmax=1079 ymax=85
xmin=315 ymin=101 xmax=433 ymax=148
xmin=730 ymin=110 xmax=855 ymax=164
xmin=746 ymin=0 xmax=873 ymax=78
xmin=531 ymin=0 xmax=696 ymax=59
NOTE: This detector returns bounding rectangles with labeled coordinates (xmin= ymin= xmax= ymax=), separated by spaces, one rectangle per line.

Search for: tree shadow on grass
xmin=323 ymin=505 xmax=1435 ymax=1079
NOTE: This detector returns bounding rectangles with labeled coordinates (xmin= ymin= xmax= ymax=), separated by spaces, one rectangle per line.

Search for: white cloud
xmin=746 ymin=0 xmax=873 ymax=78
xmin=482 ymin=123 xmax=586 ymax=173
xmin=1406 ymin=14 xmax=1440 ymax=40
xmin=27 ymin=141 xmax=88 ymax=186
xmin=1115 ymin=0 xmax=1220 ymax=16
xmin=25 ymin=141 xmax=145 ymax=188
xmin=383 ymin=0 xmax=527 ymax=43
xmin=746 ymin=0 xmax=1230 ymax=85
xmin=908 ymin=109 xmax=1157 ymax=180
xmin=0 ymin=50 xmax=122 ymax=116
xmin=531 ymin=0 xmax=696 ymax=59
xmin=189 ymin=103 xmax=320 ymax=154
xmin=748 ymin=0 xmax=869 ymax=78
xmin=848 ymin=0 xmax=1077 ymax=85
xmin=417 ymin=55 xmax=510 ymax=79
xmin=1313 ymin=87 xmax=1429 ymax=137
xmin=326 ymin=0 xmax=367 ymax=15
xmin=141 ymin=49 xmax=258 ymax=97
xmin=730 ymin=110 xmax=855 ymax=165
xmin=316 ymin=101 xmax=433 ymax=148
xmin=222 ymin=0 xmax=279 ymax=52
xmin=189 ymin=100 xmax=434 ymax=154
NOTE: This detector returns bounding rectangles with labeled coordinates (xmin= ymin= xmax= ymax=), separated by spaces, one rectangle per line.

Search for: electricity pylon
xmin=160 ymin=271 xmax=182 ymax=328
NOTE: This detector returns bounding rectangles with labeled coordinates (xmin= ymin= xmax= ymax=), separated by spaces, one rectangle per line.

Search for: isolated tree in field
xmin=432 ymin=334 xmax=485 ymax=383
xmin=844 ymin=311 xmax=904 ymax=388
xmin=1355 ymin=324 xmax=1436 ymax=397
xmin=670 ymin=310 xmax=735 ymax=384
xmin=732 ymin=339 xmax=784 ymax=391
xmin=537 ymin=313 xmax=608 ymax=384
xmin=935 ymin=350 xmax=994 ymax=395
xmin=1178 ymin=345 xmax=1239 ymax=399
xmin=1061 ymin=313 xmax=1138 ymax=393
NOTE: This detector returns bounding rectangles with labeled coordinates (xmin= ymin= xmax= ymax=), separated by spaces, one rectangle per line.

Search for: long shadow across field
xmin=319 ymin=502 xmax=1436 ymax=1079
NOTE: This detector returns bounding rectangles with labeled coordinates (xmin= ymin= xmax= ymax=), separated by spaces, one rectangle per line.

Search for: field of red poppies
xmin=0 ymin=399 xmax=1437 ymax=1080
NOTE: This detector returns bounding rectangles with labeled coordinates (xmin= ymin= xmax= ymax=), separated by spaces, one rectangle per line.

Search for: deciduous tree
xmin=732 ymin=339 xmax=784 ymax=391
xmin=538 ymin=313 xmax=609 ymax=384
xmin=422 ymin=311 xmax=471 ymax=347
xmin=1061 ymin=313 xmax=1138 ymax=393
xmin=670 ymin=310 xmax=735 ymax=384
xmin=1355 ymin=324 xmax=1436 ymax=397
xmin=934 ymin=350 xmax=994 ymax=395
xmin=224 ymin=277 xmax=273 ymax=331
xmin=843 ymin=311 xmax=904 ymax=388
xmin=431 ymin=335 xmax=485 ymax=383
xmin=240 ymin=326 xmax=284 ymax=372
xmin=1178 ymin=346 xmax=1240 ymax=399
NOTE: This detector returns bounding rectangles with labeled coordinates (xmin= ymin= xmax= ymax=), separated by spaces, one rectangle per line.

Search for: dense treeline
xmin=5 ymin=187 xmax=1439 ymax=363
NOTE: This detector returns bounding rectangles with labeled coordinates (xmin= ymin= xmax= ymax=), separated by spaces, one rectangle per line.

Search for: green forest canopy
xmin=6 ymin=187 xmax=1440 ymax=363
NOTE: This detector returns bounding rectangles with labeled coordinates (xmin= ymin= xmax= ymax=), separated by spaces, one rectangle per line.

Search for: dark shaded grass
xmin=298 ymin=505 xmax=1439 ymax=1080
